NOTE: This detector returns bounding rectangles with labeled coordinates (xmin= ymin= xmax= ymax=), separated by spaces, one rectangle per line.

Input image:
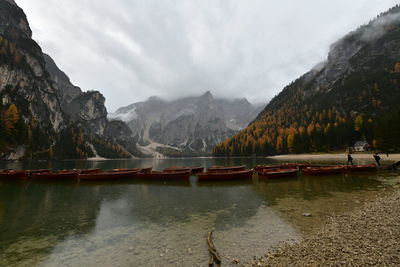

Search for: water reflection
xmin=0 ymin=158 xmax=394 ymax=266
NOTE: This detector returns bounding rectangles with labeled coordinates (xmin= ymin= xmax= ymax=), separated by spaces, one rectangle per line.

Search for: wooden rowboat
xmin=28 ymin=169 xmax=50 ymax=175
xmin=163 ymin=166 xmax=204 ymax=174
xmin=139 ymin=167 xmax=153 ymax=173
xmin=163 ymin=167 xmax=192 ymax=172
xmin=258 ymin=168 xmax=299 ymax=179
xmin=283 ymin=163 xmax=311 ymax=169
xmin=254 ymin=164 xmax=284 ymax=171
xmin=208 ymin=165 xmax=246 ymax=172
xmin=345 ymin=164 xmax=378 ymax=172
xmin=255 ymin=163 xmax=310 ymax=171
xmin=0 ymin=170 xmax=29 ymax=179
xmin=301 ymin=166 xmax=345 ymax=175
xmin=31 ymin=170 xmax=80 ymax=179
xmin=197 ymin=169 xmax=254 ymax=181
xmin=80 ymin=168 xmax=101 ymax=174
xmin=191 ymin=167 xmax=204 ymax=174
xmin=79 ymin=170 xmax=139 ymax=180
xmin=110 ymin=167 xmax=152 ymax=173
xmin=136 ymin=170 xmax=191 ymax=180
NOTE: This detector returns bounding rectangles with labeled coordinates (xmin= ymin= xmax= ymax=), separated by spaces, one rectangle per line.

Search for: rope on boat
xmin=207 ymin=231 xmax=221 ymax=267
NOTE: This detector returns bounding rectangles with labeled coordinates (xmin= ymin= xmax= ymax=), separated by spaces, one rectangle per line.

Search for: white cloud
xmin=16 ymin=0 xmax=399 ymax=111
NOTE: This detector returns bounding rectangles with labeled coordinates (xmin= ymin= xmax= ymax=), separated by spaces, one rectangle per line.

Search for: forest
xmin=214 ymin=63 xmax=400 ymax=157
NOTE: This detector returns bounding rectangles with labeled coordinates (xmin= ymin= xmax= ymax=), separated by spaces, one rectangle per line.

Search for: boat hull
xmin=301 ymin=166 xmax=345 ymax=175
xmin=345 ymin=164 xmax=378 ymax=172
xmin=255 ymin=165 xmax=284 ymax=171
xmin=163 ymin=167 xmax=204 ymax=174
xmin=31 ymin=171 xmax=80 ymax=179
xmin=255 ymin=163 xmax=310 ymax=171
xmin=258 ymin=168 xmax=299 ymax=179
xmin=110 ymin=167 xmax=152 ymax=173
xmin=208 ymin=165 xmax=246 ymax=172
xmin=0 ymin=171 xmax=29 ymax=180
xmin=80 ymin=168 xmax=101 ymax=174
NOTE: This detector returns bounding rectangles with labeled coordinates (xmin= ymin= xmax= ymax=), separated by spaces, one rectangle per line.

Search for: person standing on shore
xmin=347 ymin=153 xmax=354 ymax=165
xmin=373 ymin=153 xmax=381 ymax=167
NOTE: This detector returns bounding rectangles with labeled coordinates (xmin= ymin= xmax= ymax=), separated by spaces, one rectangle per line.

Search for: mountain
xmin=214 ymin=5 xmax=400 ymax=156
xmin=108 ymin=91 xmax=264 ymax=157
xmin=0 ymin=0 xmax=140 ymax=159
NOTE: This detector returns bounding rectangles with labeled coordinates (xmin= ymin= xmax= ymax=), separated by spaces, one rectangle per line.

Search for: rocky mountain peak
xmin=43 ymin=53 xmax=82 ymax=105
xmin=109 ymin=92 xmax=264 ymax=157
xmin=0 ymin=0 xmax=143 ymax=159
xmin=233 ymin=97 xmax=251 ymax=105
xmin=0 ymin=0 xmax=32 ymax=38
xmin=147 ymin=96 xmax=164 ymax=102
xmin=200 ymin=90 xmax=214 ymax=102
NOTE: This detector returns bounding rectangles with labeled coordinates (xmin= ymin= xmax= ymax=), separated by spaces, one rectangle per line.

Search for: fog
xmin=16 ymin=0 xmax=399 ymax=111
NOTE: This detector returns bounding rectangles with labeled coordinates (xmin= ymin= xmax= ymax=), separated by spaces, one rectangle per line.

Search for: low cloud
xmin=16 ymin=0 xmax=399 ymax=111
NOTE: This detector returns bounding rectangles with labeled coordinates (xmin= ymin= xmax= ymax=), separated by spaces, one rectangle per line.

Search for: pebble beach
xmin=246 ymin=188 xmax=400 ymax=266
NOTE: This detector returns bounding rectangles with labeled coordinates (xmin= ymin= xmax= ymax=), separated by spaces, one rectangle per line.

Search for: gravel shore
xmin=247 ymin=189 xmax=400 ymax=266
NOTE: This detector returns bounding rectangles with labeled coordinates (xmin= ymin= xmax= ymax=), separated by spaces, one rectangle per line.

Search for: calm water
xmin=0 ymin=157 xmax=398 ymax=266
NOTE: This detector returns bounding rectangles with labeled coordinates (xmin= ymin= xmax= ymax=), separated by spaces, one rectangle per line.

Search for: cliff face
xmin=109 ymin=91 xmax=264 ymax=157
xmin=0 ymin=0 xmax=139 ymax=159
xmin=43 ymin=54 xmax=108 ymax=135
xmin=215 ymin=5 xmax=400 ymax=156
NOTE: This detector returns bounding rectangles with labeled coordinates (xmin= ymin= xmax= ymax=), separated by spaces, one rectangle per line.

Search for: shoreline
xmin=246 ymin=187 xmax=400 ymax=266
xmin=268 ymin=152 xmax=400 ymax=162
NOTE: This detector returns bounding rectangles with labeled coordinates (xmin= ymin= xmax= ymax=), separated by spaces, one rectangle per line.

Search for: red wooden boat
xmin=197 ymin=169 xmax=253 ymax=181
xmin=254 ymin=164 xmax=284 ymax=171
xmin=110 ymin=167 xmax=152 ymax=173
xmin=163 ymin=166 xmax=204 ymax=174
xmin=28 ymin=169 xmax=50 ymax=175
xmin=136 ymin=170 xmax=191 ymax=180
xmin=31 ymin=170 xmax=80 ymax=179
xmin=139 ymin=167 xmax=153 ymax=173
xmin=255 ymin=163 xmax=310 ymax=171
xmin=80 ymin=168 xmax=101 ymax=174
xmin=345 ymin=164 xmax=378 ymax=172
xmin=301 ymin=166 xmax=345 ymax=176
xmin=0 ymin=170 xmax=29 ymax=179
xmin=283 ymin=163 xmax=311 ymax=169
xmin=208 ymin=165 xmax=246 ymax=172
xmin=79 ymin=170 xmax=139 ymax=180
xmin=163 ymin=167 xmax=191 ymax=172
xmin=258 ymin=168 xmax=299 ymax=179
xmin=191 ymin=167 xmax=204 ymax=174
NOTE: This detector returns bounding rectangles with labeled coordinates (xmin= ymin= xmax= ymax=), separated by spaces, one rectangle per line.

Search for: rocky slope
xmin=0 ymin=0 xmax=139 ymax=159
xmin=215 ymin=5 xmax=400 ymax=156
xmin=109 ymin=91 xmax=263 ymax=156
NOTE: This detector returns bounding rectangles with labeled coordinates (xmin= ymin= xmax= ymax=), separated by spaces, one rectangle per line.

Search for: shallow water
xmin=0 ymin=157 xmax=398 ymax=266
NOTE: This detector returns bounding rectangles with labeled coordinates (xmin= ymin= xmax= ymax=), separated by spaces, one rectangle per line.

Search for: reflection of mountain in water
xmin=0 ymin=168 xmax=387 ymax=266
xmin=93 ymin=181 xmax=264 ymax=231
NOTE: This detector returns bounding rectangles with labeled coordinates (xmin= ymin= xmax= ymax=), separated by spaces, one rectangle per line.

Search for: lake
xmin=0 ymin=157 xmax=398 ymax=266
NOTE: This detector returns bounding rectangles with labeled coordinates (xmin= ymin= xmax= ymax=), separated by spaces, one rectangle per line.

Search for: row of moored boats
xmin=0 ymin=163 xmax=379 ymax=181
xmin=255 ymin=163 xmax=378 ymax=178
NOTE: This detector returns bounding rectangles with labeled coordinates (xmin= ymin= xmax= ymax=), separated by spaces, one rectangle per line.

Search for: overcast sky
xmin=16 ymin=0 xmax=399 ymax=112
